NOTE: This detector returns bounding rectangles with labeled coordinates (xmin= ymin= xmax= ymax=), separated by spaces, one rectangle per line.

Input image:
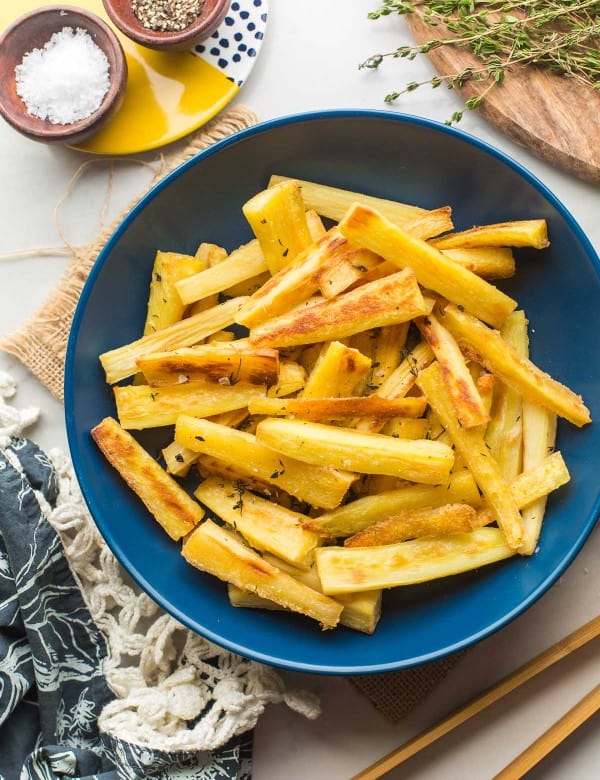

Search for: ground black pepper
xmin=131 ymin=0 xmax=205 ymax=32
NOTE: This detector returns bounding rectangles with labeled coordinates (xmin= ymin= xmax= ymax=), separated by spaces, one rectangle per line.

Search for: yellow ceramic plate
xmin=0 ymin=0 xmax=268 ymax=154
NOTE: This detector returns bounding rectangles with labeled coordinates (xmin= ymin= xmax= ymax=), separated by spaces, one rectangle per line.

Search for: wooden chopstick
xmin=352 ymin=614 xmax=600 ymax=780
xmin=493 ymin=681 xmax=600 ymax=779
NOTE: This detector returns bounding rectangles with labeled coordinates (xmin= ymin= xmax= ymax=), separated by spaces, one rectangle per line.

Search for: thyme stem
xmin=362 ymin=1 xmax=600 ymax=124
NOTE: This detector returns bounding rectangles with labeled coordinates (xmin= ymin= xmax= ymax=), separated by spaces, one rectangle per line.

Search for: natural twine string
xmin=0 ymin=106 xmax=259 ymax=398
xmin=0 ymin=157 xmax=158 ymax=262
xmin=52 ymin=156 xmax=155 ymax=256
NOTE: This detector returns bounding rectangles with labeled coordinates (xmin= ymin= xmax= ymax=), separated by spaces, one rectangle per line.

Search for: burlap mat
xmin=0 ymin=107 xmax=259 ymax=399
xmin=0 ymin=105 xmax=464 ymax=723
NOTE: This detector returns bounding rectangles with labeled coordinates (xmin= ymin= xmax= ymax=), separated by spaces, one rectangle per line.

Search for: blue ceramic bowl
xmin=65 ymin=111 xmax=600 ymax=674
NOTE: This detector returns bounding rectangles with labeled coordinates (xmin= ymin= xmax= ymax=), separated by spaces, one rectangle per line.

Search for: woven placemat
xmin=351 ymin=651 xmax=464 ymax=722
xmin=0 ymin=105 xmax=464 ymax=723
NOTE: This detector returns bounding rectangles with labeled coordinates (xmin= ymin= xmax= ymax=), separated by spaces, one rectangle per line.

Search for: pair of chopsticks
xmin=353 ymin=614 xmax=600 ymax=779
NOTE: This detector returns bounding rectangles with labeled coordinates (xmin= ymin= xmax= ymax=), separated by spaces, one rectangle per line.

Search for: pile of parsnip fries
xmin=91 ymin=176 xmax=591 ymax=635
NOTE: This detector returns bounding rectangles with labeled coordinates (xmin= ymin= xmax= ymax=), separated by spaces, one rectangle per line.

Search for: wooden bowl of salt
xmin=0 ymin=5 xmax=127 ymax=145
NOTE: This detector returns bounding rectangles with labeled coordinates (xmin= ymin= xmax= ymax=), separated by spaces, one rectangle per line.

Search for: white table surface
xmin=1 ymin=2 xmax=599 ymax=778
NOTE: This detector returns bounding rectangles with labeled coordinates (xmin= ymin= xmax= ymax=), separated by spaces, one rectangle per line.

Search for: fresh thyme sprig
xmin=361 ymin=1 xmax=600 ymax=124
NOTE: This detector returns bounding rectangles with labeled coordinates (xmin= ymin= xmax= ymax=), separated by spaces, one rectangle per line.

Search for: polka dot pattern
xmin=194 ymin=0 xmax=268 ymax=86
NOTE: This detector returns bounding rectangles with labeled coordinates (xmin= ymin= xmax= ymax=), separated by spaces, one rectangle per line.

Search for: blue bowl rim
xmin=64 ymin=108 xmax=600 ymax=674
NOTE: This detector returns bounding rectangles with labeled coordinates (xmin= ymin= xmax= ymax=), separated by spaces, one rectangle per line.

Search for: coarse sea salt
xmin=15 ymin=26 xmax=111 ymax=125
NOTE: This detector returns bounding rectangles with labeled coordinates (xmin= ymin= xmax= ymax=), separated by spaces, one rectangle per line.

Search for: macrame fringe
xmin=45 ymin=455 xmax=320 ymax=753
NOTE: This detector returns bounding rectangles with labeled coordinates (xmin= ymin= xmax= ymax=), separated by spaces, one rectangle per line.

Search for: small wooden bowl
xmin=0 ymin=6 xmax=127 ymax=146
xmin=102 ymin=0 xmax=231 ymax=52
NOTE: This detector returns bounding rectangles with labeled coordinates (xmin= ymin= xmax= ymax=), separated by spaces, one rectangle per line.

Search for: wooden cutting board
xmin=404 ymin=12 xmax=600 ymax=184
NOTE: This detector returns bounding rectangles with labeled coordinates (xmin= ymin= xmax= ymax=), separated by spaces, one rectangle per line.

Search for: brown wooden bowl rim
xmin=101 ymin=0 xmax=231 ymax=50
